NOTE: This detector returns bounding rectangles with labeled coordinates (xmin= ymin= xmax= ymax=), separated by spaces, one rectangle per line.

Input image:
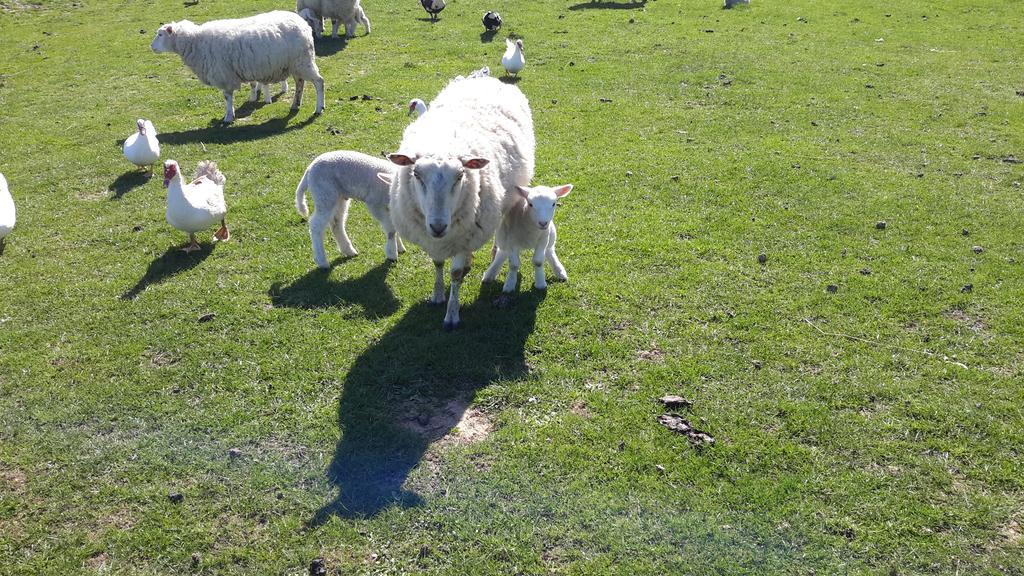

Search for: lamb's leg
xmin=309 ymin=207 xmax=333 ymax=269
xmin=261 ymin=83 xmax=273 ymax=104
xmin=366 ymin=202 xmax=398 ymax=261
xmin=312 ymin=75 xmax=325 ymax=115
xmin=345 ymin=21 xmax=356 ymax=38
xmin=482 ymin=247 xmax=508 ymax=283
xmin=331 ymin=19 xmax=341 ymax=38
xmin=223 ymin=90 xmax=235 ymax=123
xmin=430 ymin=260 xmax=446 ymax=305
xmin=443 ymin=253 xmax=471 ymax=331
xmin=546 ymin=227 xmax=568 ymax=281
xmin=362 ymin=10 xmax=371 ymax=34
xmin=502 ymin=249 xmax=521 ymax=293
xmin=281 ymin=80 xmax=289 ymax=94
xmin=292 ymin=78 xmax=305 ymax=110
xmin=331 ymin=198 xmax=358 ymax=257
xmin=396 ymin=235 xmax=406 ymax=254
xmin=248 ymin=82 xmax=259 ymax=102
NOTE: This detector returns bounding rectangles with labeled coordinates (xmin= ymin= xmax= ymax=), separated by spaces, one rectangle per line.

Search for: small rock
xmin=758 ymin=252 xmax=767 ymax=264
xmin=168 ymin=492 xmax=184 ymax=504
xmin=875 ymin=220 xmax=887 ymax=230
xmin=309 ymin=557 xmax=327 ymax=576
xmin=658 ymin=395 xmax=693 ymax=410
xmin=625 ymin=171 xmax=633 ymax=177
xmin=139 ymin=29 xmax=146 ymax=34
xmin=972 ymin=245 xmax=983 ymax=254
xmin=859 ymin=268 xmax=871 ymax=275
xmin=671 ymin=175 xmax=680 ymax=181
xmin=962 ymin=228 xmax=970 ymax=236
xmin=826 ymin=284 xmax=838 ymax=294
xmin=752 ymin=360 xmax=763 ymax=370
xmin=198 ymin=313 xmax=216 ymax=323
xmin=972 ymin=154 xmax=981 ymax=160
xmin=961 ymin=284 xmax=973 ymax=293
xmin=228 ymin=448 xmax=242 ymax=459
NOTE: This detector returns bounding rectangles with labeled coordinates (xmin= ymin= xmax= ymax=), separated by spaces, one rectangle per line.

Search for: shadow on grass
xmin=108 ymin=170 xmax=152 ymax=200
xmin=268 ymin=260 xmax=398 ymax=318
xmin=309 ymin=283 xmax=542 ymax=521
xmin=121 ymin=244 xmax=213 ymax=300
xmin=568 ymin=0 xmax=647 ymax=9
xmin=315 ymin=36 xmax=348 ymax=57
xmin=160 ymin=110 xmax=318 ymax=145
xmin=499 ymin=76 xmax=522 ymax=85
xmin=480 ymin=29 xmax=498 ymax=43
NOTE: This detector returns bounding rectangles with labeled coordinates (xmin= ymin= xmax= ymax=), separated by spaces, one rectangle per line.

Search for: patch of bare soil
xmin=944 ymin=308 xmax=988 ymax=333
xmin=401 ymin=398 xmax=493 ymax=446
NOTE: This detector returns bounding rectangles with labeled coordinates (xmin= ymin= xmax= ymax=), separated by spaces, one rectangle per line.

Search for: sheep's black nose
xmin=430 ymin=222 xmax=448 ymax=236
xmin=538 ymin=221 xmax=549 ymax=229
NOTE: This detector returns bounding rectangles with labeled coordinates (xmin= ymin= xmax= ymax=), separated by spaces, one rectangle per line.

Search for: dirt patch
xmin=85 ymin=551 xmax=110 ymax=571
xmin=944 ymin=308 xmax=988 ymax=333
xmin=637 ymin=343 xmax=664 ymax=362
xmin=142 ymin=348 xmax=179 ymax=368
xmin=0 ymin=0 xmax=41 ymax=13
xmin=999 ymin=520 xmax=1022 ymax=544
xmin=569 ymin=400 xmax=592 ymax=419
xmin=401 ymin=398 xmax=493 ymax=446
xmin=76 ymin=189 xmax=109 ymax=202
xmin=0 ymin=468 xmax=27 ymax=492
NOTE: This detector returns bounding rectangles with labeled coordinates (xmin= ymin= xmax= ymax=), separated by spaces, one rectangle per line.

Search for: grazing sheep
xmin=385 ymin=76 xmax=535 ymax=330
xmin=297 ymin=0 xmax=370 ymax=39
xmin=295 ymin=151 xmax=405 ymax=268
xmin=482 ymin=184 xmax=573 ymax=293
xmin=151 ymin=11 xmax=325 ymax=123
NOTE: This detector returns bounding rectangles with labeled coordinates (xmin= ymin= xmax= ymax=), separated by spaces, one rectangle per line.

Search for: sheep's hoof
xmin=442 ymin=319 xmax=460 ymax=332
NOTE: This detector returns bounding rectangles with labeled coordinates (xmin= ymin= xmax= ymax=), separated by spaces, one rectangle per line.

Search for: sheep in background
xmin=482 ymin=183 xmax=573 ymax=293
xmin=297 ymin=0 xmax=370 ymax=39
xmin=249 ymin=81 xmax=290 ymax=104
xmin=151 ymin=11 xmax=324 ymax=123
xmin=385 ymin=76 xmax=535 ymax=330
xmin=0 ymin=173 xmax=15 ymax=254
xmin=296 ymin=151 xmax=405 ymax=268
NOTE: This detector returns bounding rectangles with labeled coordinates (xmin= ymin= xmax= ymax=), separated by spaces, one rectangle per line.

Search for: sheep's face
xmin=299 ymin=9 xmax=324 ymax=39
xmin=517 ymin=184 xmax=573 ymax=231
xmin=151 ymin=24 xmax=176 ymax=53
xmin=388 ymin=154 xmax=489 ymax=238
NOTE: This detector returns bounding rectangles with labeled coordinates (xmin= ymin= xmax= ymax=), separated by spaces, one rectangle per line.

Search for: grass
xmin=1 ymin=0 xmax=1023 ymax=573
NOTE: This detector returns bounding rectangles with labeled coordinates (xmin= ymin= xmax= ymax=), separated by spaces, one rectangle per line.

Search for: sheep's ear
xmin=387 ymin=153 xmax=416 ymax=166
xmin=516 ymin=185 xmax=531 ymax=200
xmin=553 ymin=184 xmax=573 ymax=198
xmin=165 ymin=25 xmax=173 ymax=34
xmin=377 ymin=172 xmax=394 ymax=185
xmin=462 ymin=158 xmax=489 ymax=170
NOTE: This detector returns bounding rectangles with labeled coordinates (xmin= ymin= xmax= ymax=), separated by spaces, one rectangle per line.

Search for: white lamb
xmin=383 ymin=76 xmax=535 ymax=330
xmin=151 ymin=11 xmax=325 ymax=123
xmin=297 ymin=0 xmax=370 ymax=39
xmin=295 ymin=151 xmax=405 ymax=268
xmin=482 ymin=184 xmax=573 ymax=293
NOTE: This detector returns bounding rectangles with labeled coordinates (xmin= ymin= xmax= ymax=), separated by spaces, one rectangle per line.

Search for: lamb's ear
xmin=553 ymin=184 xmax=573 ymax=198
xmin=377 ymin=172 xmax=394 ymax=185
xmin=387 ymin=153 xmax=416 ymax=167
xmin=516 ymin=185 xmax=531 ymax=200
xmin=165 ymin=25 xmax=173 ymax=34
xmin=462 ymin=158 xmax=489 ymax=170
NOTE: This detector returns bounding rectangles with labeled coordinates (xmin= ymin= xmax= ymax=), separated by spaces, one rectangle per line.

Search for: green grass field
xmin=1 ymin=0 xmax=1023 ymax=573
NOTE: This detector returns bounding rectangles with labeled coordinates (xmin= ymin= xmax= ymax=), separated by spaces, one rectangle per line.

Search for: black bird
xmin=482 ymin=11 xmax=502 ymax=31
xmin=421 ymin=0 xmax=445 ymax=22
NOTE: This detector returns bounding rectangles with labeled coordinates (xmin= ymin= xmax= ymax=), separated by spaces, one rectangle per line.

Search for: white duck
xmin=163 ymin=159 xmax=229 ymax=252
xmin=0 ymin=173 xmax=15 ymax=253
xmin=502 ymin=38 xmax=525 ymax=77
xmin=408 ymin=98 xmax=428 ymax=117
xmin=123 ymin=119 xmax=161 ymax=174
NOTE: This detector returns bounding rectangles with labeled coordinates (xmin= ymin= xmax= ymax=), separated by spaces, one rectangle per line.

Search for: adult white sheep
xmin=297 ymin=0 xmax=370 ymax=39
xmin=295 ymin=150 xmax=405 ymax=268
xmin=383 ymin=76 xmax=535 ymax=330
xmin=151 ymin=11 xmax=325 ymax=124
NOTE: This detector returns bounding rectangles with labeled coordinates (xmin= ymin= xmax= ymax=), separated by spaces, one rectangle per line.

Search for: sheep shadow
xmin=108 ymin=170 xmax=152 ymax=200
xmin=315 ymin=36 xmax=348 ymax=57
xmin=309 ymin=284 xmax=543 ymax=521
xmin=499 ymin=76 xmax=523 ymax=85
xmin=159 ymin=111 xmax=317 ymax=145
xmin=121 ymin=244 xmax=213 ymax=300
xmin=569 ymin=0 xmax=647 ymax=9
xmin=480 ymin=29 xmax=498 ymax=43
xmin=267 ymin=260 xmax=399 ymax=318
